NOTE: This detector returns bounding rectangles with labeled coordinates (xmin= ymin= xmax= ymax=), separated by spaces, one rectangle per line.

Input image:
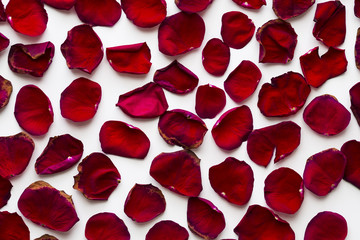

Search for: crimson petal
xmin=355 ymin=28 xmax=360 ymax=70
xmin=34 ymin=234 xmax=58 ymax=240
xmin=0 ymin=76 xmax=12 ymax=110
xmin=43 ymin=0 xmax=75 ymax=10
xmin=356 ymin=0 xmax=360 ymax=18
xmin=232 ymin=0 xmax=266 ymax=9
xmin=341 ymin=140 xmax=360 ymax=189
xmin=158 ymin=12 xmax=205 ymax=56
xmin=273 ymin=0 xmax=315 ymax=20
xmin=175 ymin=0 xmax=212 ymax=13
xmin=350 ymin=82 xmax=360 ymax=126
xmin=195 ymin=84 xmax=226 ymax=119
xmin=146 ymin=220 xmax=189 ymax=240
xmin=0 ymin=211 xmax=30 ymax=240
xmin=0 ymin=1 xmax=5 ymax=21
xmin=0 ymin=176 xmax=12 ymax=208
xmin=0 ymin=33 xmax=9 ymax=52
xmin=202 ymin=38 xmax=230 ymax=76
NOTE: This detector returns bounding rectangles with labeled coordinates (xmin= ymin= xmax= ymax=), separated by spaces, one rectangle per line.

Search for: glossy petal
xmin=175 ymin=0 xmax=212 ymax=13
xmin=202 ymin=38 xmax=230 ymax=76
xmin=232 ymin=0 xmax=266 ymax=9
xmin=341 ymin=140 xmax=360 ymax=189
xmin=34 ymin=234 xmax=58 ymax=240
xmin=350 ymin=82 xmax=360 ymax=126
xmin=0 ymin=33 xmax=9 ymax=52
xmin=0 ymin=76 xmax=12 ymax=110
xmin=195 ymin=84 xmax=226 ymax=119
xmin=0 ymin=212 xmax=30 ymax=240
xmin=146 ymin=220 xmax=189 ymax=240
xmin=0 ymin=176 xmax=12 ymax=208
xmin=273 ymin=0 xmax=315 ymax=20
xmin=43 ymin=0 xmax=75 ymax=10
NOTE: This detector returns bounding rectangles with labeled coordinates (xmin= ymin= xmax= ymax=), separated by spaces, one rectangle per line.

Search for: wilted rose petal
xmin=150 ymin=150 xmax=202 ymax=197
xmin=212 ymin=106 xmax=253 ymax=150
xmin=8 ymin=41 xmax=55 ymax=77
xmin=18 ymin=181 xmax=79 ymax=231
xmin=100 ymin=120 xmax=150 ymax=159
xmin=35 ymin=134 xmax=84 ymax=175
xmin=0 ymin=76 xmax=12 ymax=110
xmin=175 ymin=0 xmax=212 ymax=12
xmin=341 ymin=140 xmax=360 ymax=189
xmin=305 ymin=211 xmax=347 ymax=240
xmin=75 ymin=0 xmax=121 ymax=26
xmin=60 ymin=77 xmax=101 ymax=122
xmin=187 ymin=197 xmax=225 ymax=239
xmin=350 ymin=82 xmax=360 ymax=126
xmin=195 ymin=84 xmax=226 ymax=119
xmin=303 ymin=148 xmax=346 ymax=196
xmin=256 ymin=19 xmax=297 ymax=63
xmin=258 ymin=72 xmax=310 ymax=117
xmin=273 ymin=0 xmax=315 ymax=20
xmin=61 ymin=24 xmax=103 ymax=74
xmin=303 ymin=95 xmax=350 ymax=136
xmin=85 ymin=212 xmax=130 ymax=240
xmin=6 ymin=0 xmax=48 ymax=36
xmin=221 ymin=11 xmax=255 ymax=49
xmin=116 ymin=82 xmax=168 ymax=118
xmin=0 ymin=176 xmax=12 ymax=208
xmin=300 ymin=47 xmax=347 ymax=88
xmin=158 ymin=12 xmax=205 ymax=56
xmin=158 ymin=109 xmax=207 ymax=148
xmin=124 ymin=183 xmax=166 ymax=223
xmin=34 ymin=234 xmax=58 ymax=240
xmin=106 ymin=42 xmax=152 ymax=74
xmin=356 ymin=0 xmax=360 ymax=18
xmin=0 ymin=212 xmax=29 ymax=240
xmin=247 ymin=121 xmax=301 ymax=167
xmin=0 ymin=33 xmax=9 ymax=52
xmin=146 ymin=220 xmax=189 ymax=240
xmin=209 ymin=157 xmax=254 ymax=205
xmin=234 ymin=205 xmax=295 ymax=239
xmin=202 ymin=38 xmax=230 ymax=76
xmin=356 ymin=28 xmax=360 ymax=70
xmin=43 ymin=0 xmax=75 ymax=10
xmin=224 ymin=60 xmax=261 ymax=103
xmin=154 ymin=60 xmax=199 ymax=94
xmin=232 ymin=0 xmax=266 ymax=9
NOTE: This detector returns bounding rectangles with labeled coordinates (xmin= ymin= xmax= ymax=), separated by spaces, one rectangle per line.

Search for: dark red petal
xmin=247 ymin=121 xmax=301 ymax=167
xmin=273 ymin=0 xmax=315 ymax=20
xmin=85 ymin=212 xmax=130 ymax=240
xmin=100 ymin=120 xmax=150 ymax=159
xmin=303 ymin=148 xmax=346 ymax=196
xmin=350 ymin=82 xmax=360 ymax=126
xmin=154 ymin=60 xmax=199 ymax=94
xmin=0 ymin=212 xmax=30 ymax=240
xmin=234 ymin=205 xmax=295 ymax=239
xmin=124 ymin=183 xmax=166 ymax=223
xmin=34 ymin=234 xmax=58 ymax=240
xmin=256 ymin=19 xmax=297 ymax=63
xmin=0 ymin=1 xmax=5 ymax=21
xmin=158 ymin=109 xmax=208 ymax=148
xmin=224 ymin=60 xmax=262 ymax=103
xmin=221 ymin=11 xmax=255 ymax=49
xmin=8 ymin=41 xmax=55 ymax=77
xmin=150 ymin=150 xmax=202 ymax=197
xmin=187 ymin=197 xmax=225 ymax=239
xmin=106 ymin=42 xmax=152 ymax=74
xmin=75 ymin=0 xmax=121 ymax=26
xmin=116 ymin=82 xmax=168 ymax=118
xmin=304 ymin=211 xmax=347 ymax=240
xmin=0 ymin=76 xmax=12 ymax=110
xmin=175 ymin=0 xmax=212 ymax=13
xmin=158 ymin=12 xmax=205 ymax=56
xmin=209 ymin=157 xmax=254 ymax=205
xmin=355 ymin=28 xmax=360 ymax=70
xmin=258 ymin=71 xmax=310 ymax=117
xmin=43 ymin=0 xmax=75 ymax=10
xmin=195 ymin=84 xmax=226 ymax=119
xmin=202 ymin=38 xmax=230 ymax=76
xmin=35 ymin=134 xmax=84 ymax=175
xmin=18 ymin=181 xmax=79 ymax=231
xmin=146 ymin=220 xmax=189 ymax=240
xmin=60 ymin=77 xmax=101 ymax=122
xmin=60 ymin=24 xmax=103 ymax=74
xmin=303 ymin=94 xmax=350 ymax=136
xmin=212 ymin=106 xmax=253 ymax=150
xmin=0 ymin=176 xmax=12 ymax=208
xmin=0 ymin=33 xmax=9 ymax=52
xmin=74 ymin=152 xmax=120 ymax=200
xmin=356 ymin=0 xmax=360 ymax=18
xmin=232 ymin=0 xmax=266 ymax=9
xmin=341 ymin=140 xmax=360 ymax=189
xmin=121 ymin=0 xmax=166 ymax=28
xmin=6 ymin=0 xmax=48 ymax=36
xmin=313 ymin=1 xmax=346 ymax=47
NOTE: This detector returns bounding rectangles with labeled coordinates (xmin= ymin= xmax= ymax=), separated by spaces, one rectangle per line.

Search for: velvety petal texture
xmin=341 ymin=140 xmax=360 ymax=189
xmin=0 ymin=1 xmax=5 ymax=21
xmin=202 ymin=38 xmax=230 ymax=76
xmin=0 ymin=176 xmax=12 ymax=208
xmin=0 ymin=33 xmax=9 ymax=52
xmin=356 ymin=0 xmax=360 ymax=18
xmin=175 ymin=0 xmax=212 ymax=12
xmin=232 ymin=0 xmax=266 ymax=9
xmin=0 ymin=76 xmax=12 ymax=110
xmin=273 ymin=0 xmax=315 ymax=20
xmin=43 ymin=0 xmax=75 ymax=10
xmin=0 ymin=211 xmax=30 ymax=240
xmin=350 ymin=82 xmax=360 ymax=126
xmin=195 ymin=84 xmax=226 ymax=119
xmin=146 ymin=220 xmax=189 ymax=240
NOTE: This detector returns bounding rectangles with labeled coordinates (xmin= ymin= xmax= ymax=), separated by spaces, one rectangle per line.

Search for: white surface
xmin=1 ymin=0 xmax=360 ymax=239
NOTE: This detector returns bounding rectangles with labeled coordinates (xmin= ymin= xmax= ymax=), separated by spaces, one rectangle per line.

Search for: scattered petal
xmin=0 ymin=211 xmax=30 ymax=240
xmin=0 ymin=1 xmax=5 ymax=21
xmin=356 ymin=0 xmax=360 ymax=18
xmin=341 ymin=140 xmax=360 ymax=189
xmin=273 ymin=0 xmax=315 ymax=20
xmin=175 ymin=0 xmax=212 ymax=13
xmin=0 ymin=33 xmax=9 ymax=52
xmin=43 ymin=0 xmax=75 ymax=10
xmin=232 ymin=0 xmax=266 ymax=9
xmin=146 ymin=220 xmax=189 ymax=240
xmin=0 ymin=76 xmax=12 ymax=110
xmin=350 ymin=82 xmax=360 ymax=126
xmin=202 ymin=38 xmax=230 ymax=76
xmin=34 ymin=234 xmax=58 ymax=240
xmin=355 ymin=28 xmax=360 ymax=70
xmin=0 ymin=176 xmax=12 ymax=208
xmin=195 ymin=84 xmax=226 ymax=119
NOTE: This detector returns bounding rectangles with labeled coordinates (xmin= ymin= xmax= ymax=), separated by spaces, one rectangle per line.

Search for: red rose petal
xmin=60 ymin=77 xmax=101 ymax=122
xmin=0 ymin=211 xmax=30 ymax=240
xmin=273 ymin=0 xmax=315 ymax=20
xmin=116 ymin=82 xmax=168 ymax=118
xmin=356 ymin=0 xmax=360 ymax=18
xmin=74 ymin=152 xmax=120 ymax=200
xmin=187 ymin=197 xmax=225 ymax=239
xmin=304 ymin=211 xmax=347 ymax=240
xmin=18 ymin=180 xmax=79 ymax=231
xmin=154 ymin=60 xmax=199 ymax=94
xmin=224 ymin=60 xmax=262 ymax=103
xmin=35 ymin=134 xmax=84 ymax=175
xmin=212 ymin=106 xmax=253 ymax=150
xmin=0 ymin=176 xmax=12 ymax=208
xmin=258 ymin=71 xmax=310 ymax=117
xmin=6 ymin=0 xmax=48 ymax=36
xmin=146 ymin=220 xmax=189 ymax=240
xmin=100 ymin=120 xmax=150 ymax=159
xmin=341 ymin=140 xmax=360 ymax=189
xmin=209 ymin=157 xmax=254 ymax=205
xmin=75 ymin=0 xmax=121 ymax=26
xmin=8 ymin=41 xmax=55 ymax=77
xmin=350 ymin=82 xmax=360 ymax=126
xmin=0 ymin=1 xmax=5 ymax=21
xmin=232 ymin=0 xmax=266 ymax=9
xmin=124 ymin=183 xmax=166 ymax=223
xmin=256 ymin=19 xmax=297 ymax=63
xmin=0 ymin=33 xmax=9 ymax=52
xmin=106 ymin=42 xmax=152 ymax=74
xmin=175 ymin=0 xmax=212 ymax=13
xmin=303 ymin=94 xmax=350 ymax=136
xmin=0 ymin=132 xmax=34 ymax=179
xmin=313 ymin=1 xmax=346 ymax=47
xmin=247 ymin=121 xmax=301 ymax=167
xmin=34 ymin=234 xmax=58 ymax=240
xmin=221 ymin=11 xmax=255 ymax=49
xmin=85 ymin=212 xmax=130 ymax=240
xmin=150 ymin=150 xmax=202 ymax=197
xmin=121 ymin=0 xmax=166 ymax=28
xmin=43 ymin=0 xmax=75 ymax=10
xmin=60 ymin=24 xmax=103 ymax=74
xmin=202 ymin=38 xmax=230 ymax=76
xmin=158 ymin=109 xmax=208 ymax=149
xmin=355 ymin=28 xmax=360 ymax=70
xmin=303 ymin=148 xmax=346 ymax=196
xmin=234 ymin=204 xmax=295 ymax=239
xmin=300 ymin=46 xmax=347 ymax=88
xmin=0 ymin=76 xmax=12 ymax=110
xmin=195 ymin=84 xmax=226 ymax=119
xmin=158 ymin=12 xmax=205 ymax=56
